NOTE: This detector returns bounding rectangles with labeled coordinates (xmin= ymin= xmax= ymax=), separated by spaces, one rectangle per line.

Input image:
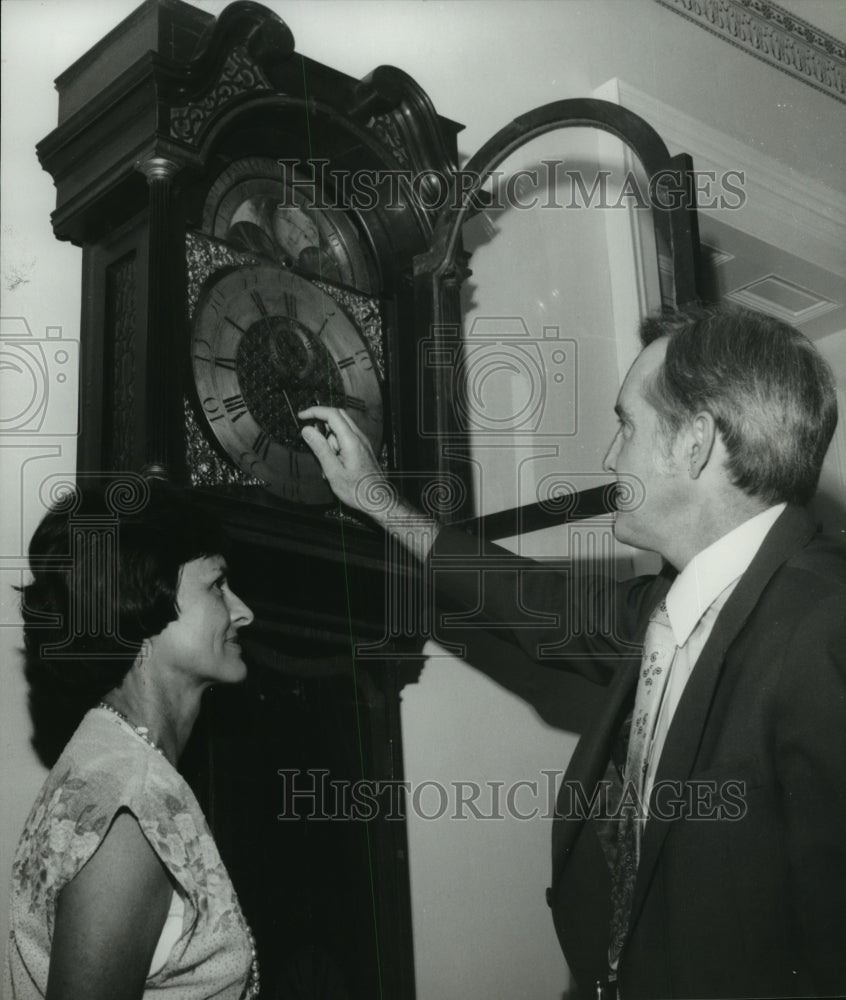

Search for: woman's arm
xmin=46 ymin=809 xmax=174 ymax=1000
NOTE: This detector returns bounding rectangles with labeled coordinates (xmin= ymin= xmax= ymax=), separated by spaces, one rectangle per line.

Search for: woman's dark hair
xmin=640 ymin=304 xmax=838 ymax=506
xmin=21 ymin=474 xmax=228 ymax=762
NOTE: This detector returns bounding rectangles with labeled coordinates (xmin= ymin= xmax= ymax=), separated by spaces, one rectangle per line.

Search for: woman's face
xmin=150 ymin=555 xmax=254 ymax=686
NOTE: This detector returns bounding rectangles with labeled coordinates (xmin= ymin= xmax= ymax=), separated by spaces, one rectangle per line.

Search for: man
xmin=301 ymin=305 xmax=846 ymax=999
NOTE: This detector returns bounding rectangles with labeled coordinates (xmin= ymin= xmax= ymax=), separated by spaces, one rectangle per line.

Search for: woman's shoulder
xmin=14 ymin=709 xmax=219 ymax=912
xmin=45 ymin=709 xmax=183 ymax=814
xmin=67 ymin=710 xmax=213 ymax=844
xmin=13 ymin=710 xmax=208 ymax=898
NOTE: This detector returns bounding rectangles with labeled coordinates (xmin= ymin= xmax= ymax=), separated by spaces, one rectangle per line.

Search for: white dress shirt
xmin=643 ymin=503 xmax=786 ymax=805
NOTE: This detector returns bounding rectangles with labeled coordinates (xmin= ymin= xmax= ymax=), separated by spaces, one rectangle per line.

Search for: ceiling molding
xmin=655 ymin=0 xmax=845 ymax=104
xmin=593 ymin=77 xmax=846 ymax=339
xmin=594 ymin=77 xmax=846 ymax=276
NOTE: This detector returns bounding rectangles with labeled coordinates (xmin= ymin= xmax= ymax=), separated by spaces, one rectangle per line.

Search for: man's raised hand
xmin=299 ymin=405 xmax=440 ymax=559
xmin=298 ymin=405 xmax=390 ymax=516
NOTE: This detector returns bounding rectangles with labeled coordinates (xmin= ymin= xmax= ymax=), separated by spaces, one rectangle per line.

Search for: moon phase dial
xmin=202 ymin=156 xmax=375 ymax=292
xmin=191 ymin=265 xmax=383 ymax=504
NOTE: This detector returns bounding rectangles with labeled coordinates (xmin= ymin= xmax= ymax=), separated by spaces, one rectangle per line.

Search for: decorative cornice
xmin=655 ymin=0 xmax=845 ymax=104
xmin=595 ymin=77 xmax=846 ymax=275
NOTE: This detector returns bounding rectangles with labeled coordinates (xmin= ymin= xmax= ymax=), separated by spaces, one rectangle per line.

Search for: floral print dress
xmin=4 ymin=708 xmax=254 ymax=998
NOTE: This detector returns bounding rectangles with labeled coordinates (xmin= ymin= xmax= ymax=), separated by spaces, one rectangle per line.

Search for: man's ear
xmin=688 ymin=411 xmax=717 ymax=479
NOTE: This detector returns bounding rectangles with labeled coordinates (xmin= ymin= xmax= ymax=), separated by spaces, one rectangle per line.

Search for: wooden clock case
xmin=36 ymin=1 xmax=468 ymax=994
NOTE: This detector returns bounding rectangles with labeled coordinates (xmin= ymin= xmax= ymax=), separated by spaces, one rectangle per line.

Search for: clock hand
xmin=282 ymin=389 xmax=299 ymax=429
xmin=250 ymin=290 xmax=276 ymax=339
xmin=282 ymin=389 xmax=328 ymax=438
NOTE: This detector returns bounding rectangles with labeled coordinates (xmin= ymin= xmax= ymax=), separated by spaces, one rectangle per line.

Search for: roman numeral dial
xmin=191 ymin=264 xmax=383 ymax=504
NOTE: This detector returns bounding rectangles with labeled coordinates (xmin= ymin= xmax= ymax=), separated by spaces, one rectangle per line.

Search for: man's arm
xmin=301 ymin=406 xmax=656 ymax=677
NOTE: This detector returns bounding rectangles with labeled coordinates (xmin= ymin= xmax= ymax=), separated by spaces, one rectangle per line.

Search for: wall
xmin=1 ymin=2 xmax=844 ymax=998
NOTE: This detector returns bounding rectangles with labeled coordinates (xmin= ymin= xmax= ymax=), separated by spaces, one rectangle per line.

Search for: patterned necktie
xmin=608 ymin=598 xmax=676 ymax=968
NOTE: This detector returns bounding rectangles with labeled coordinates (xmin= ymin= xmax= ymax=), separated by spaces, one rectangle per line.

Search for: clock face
xmin=203 ymin=156 xmax=376 ymax=293
xmin=191 ymin=264 xmax=383 ymax=504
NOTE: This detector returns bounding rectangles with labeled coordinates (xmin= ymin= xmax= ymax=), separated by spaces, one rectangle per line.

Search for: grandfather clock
xmin=37 ymin=1 xmax=468 ymax=995
xmin=38 ymin=1 xmax=701 ymax=995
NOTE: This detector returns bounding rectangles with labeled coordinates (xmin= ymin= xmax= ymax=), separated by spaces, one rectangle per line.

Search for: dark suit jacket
xmin=429 ymin=505 xmax=846 ymax=998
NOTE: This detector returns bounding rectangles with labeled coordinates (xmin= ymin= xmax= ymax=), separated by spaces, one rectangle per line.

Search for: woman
xmin=5 ymin=478 xmax=258 ymax=999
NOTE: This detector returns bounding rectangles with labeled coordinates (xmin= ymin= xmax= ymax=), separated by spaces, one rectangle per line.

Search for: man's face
xmin=151 ymin=555 xmax=254 ymax=686
xmin=603 ymin=338 xmax=689 ymax=558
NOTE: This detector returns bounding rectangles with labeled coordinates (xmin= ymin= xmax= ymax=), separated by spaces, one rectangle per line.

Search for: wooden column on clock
xmin=37 ymin=2 xmax=469 ymax=996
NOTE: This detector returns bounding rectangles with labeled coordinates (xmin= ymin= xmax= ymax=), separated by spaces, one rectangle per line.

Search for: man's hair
xmin=640 ymin=304 xmax=837 ymax=506
xmin=20 ymin=477 xmax=228 ymax=762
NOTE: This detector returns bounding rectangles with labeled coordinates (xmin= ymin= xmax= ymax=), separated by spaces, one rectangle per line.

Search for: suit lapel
xmin=626 ymin=505 xmax=816 ymax=936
